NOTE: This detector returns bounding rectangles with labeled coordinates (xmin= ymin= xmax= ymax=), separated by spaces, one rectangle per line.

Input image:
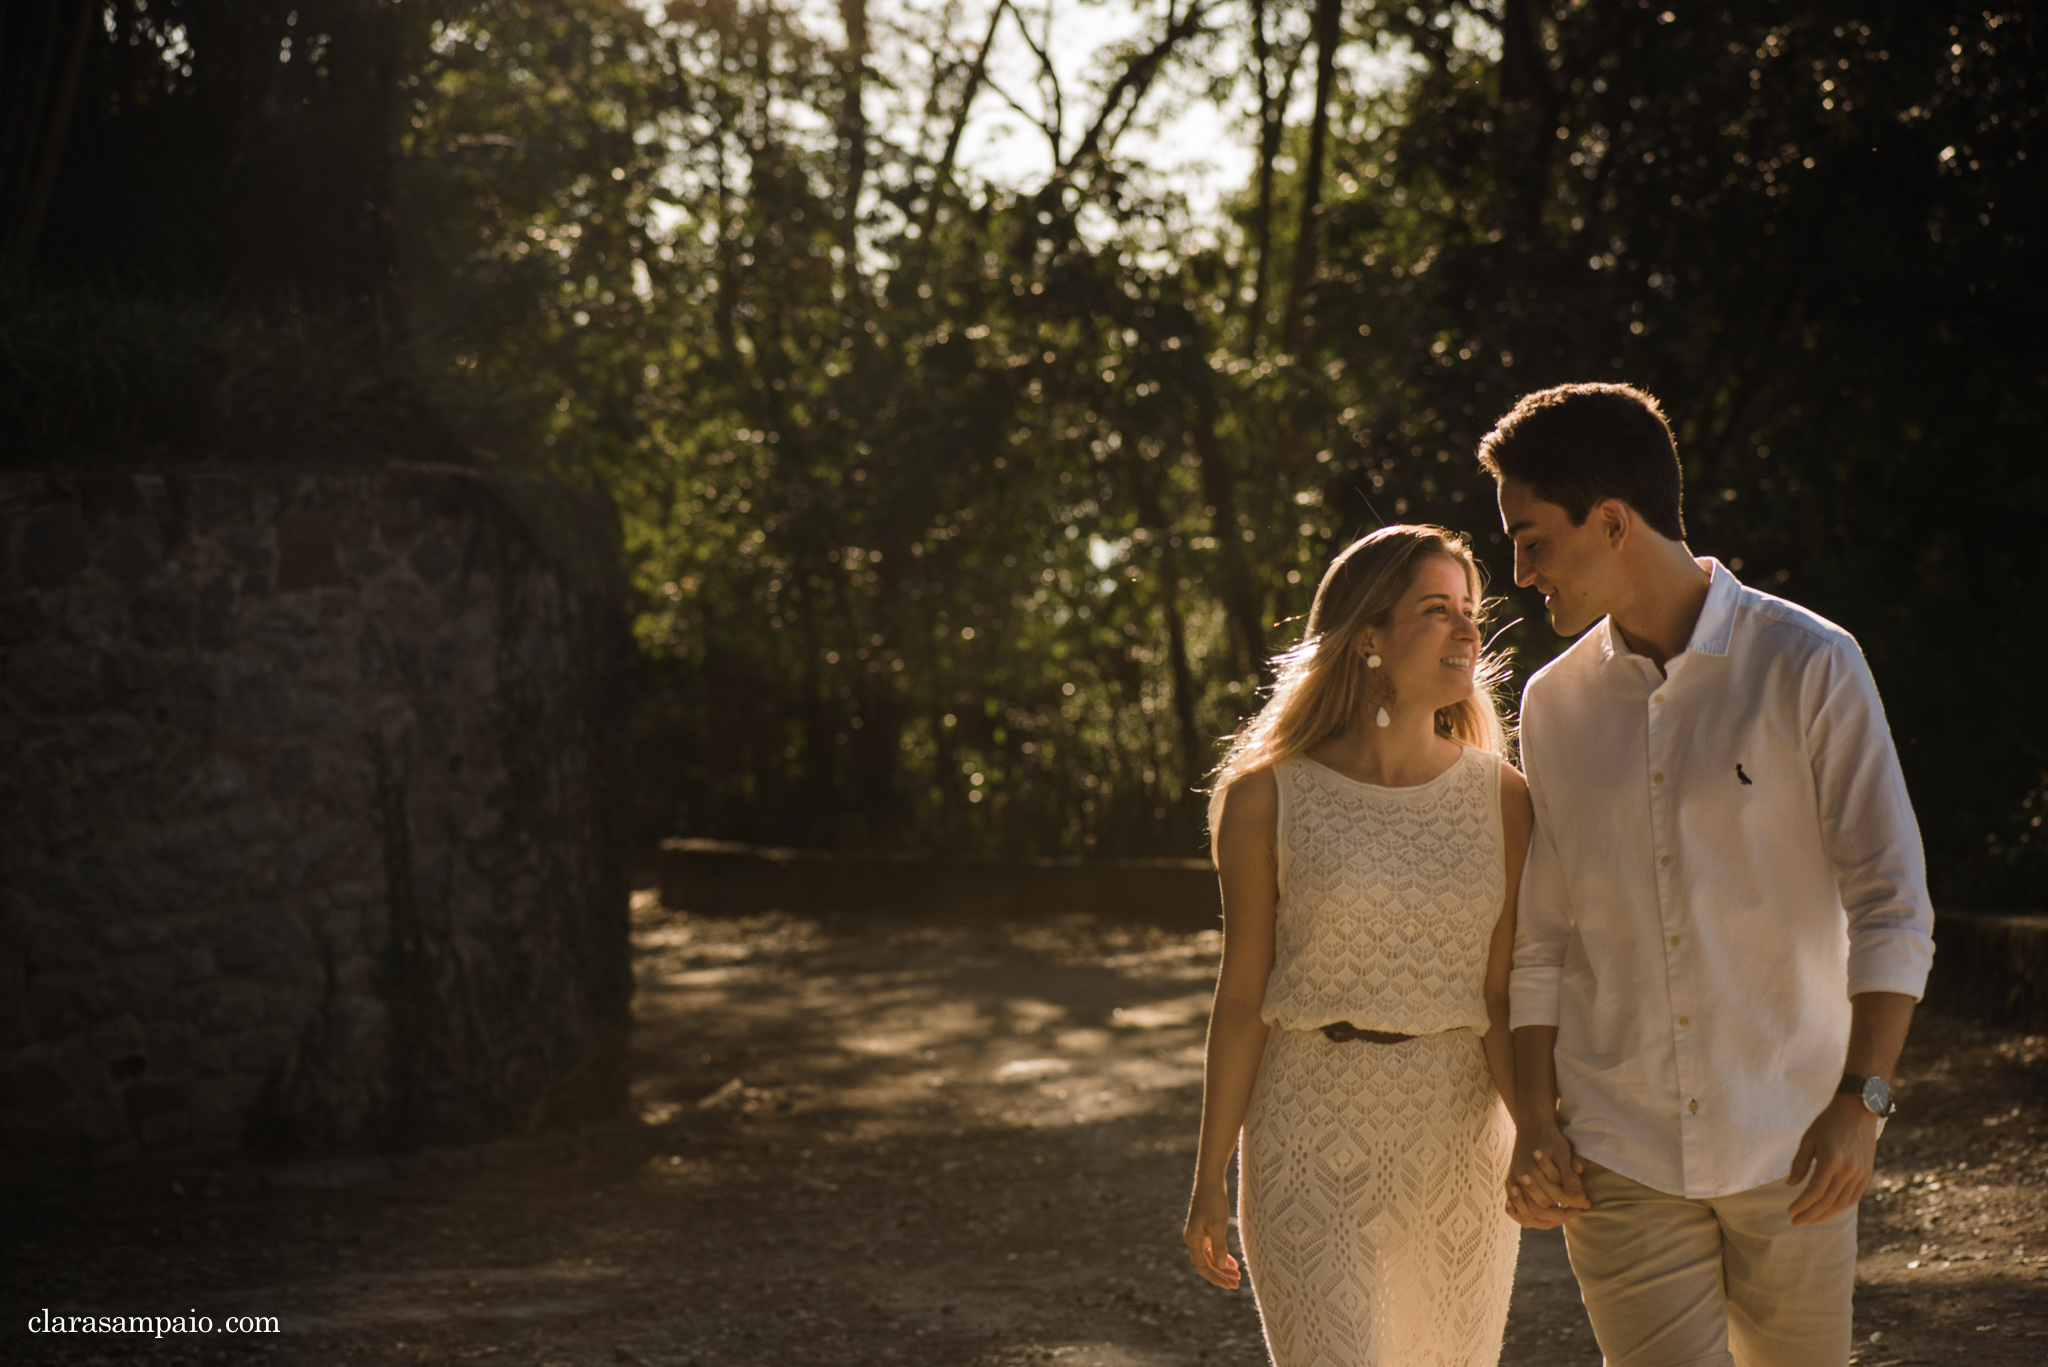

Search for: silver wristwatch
xmin=1838 ymin=1073 xmax=1895 ymax=1118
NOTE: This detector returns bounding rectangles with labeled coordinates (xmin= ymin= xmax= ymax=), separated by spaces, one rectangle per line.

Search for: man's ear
xmin=1593 ymin=498 xmax=1632 ymax=550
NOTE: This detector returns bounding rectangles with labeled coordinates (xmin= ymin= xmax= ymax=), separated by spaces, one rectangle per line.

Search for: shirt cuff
xmin=1846 ymin=928 xmax=1935 ymax=1002
xmin=1509 ymin=965 xmax=1562 ymax=1030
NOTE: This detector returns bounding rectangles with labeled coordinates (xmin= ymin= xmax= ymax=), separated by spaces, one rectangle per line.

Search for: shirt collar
xmin=1686 ymin=557 xmax=1741 ymax=657
xmin=1596 ymin=556 xmax=1741 ymax=668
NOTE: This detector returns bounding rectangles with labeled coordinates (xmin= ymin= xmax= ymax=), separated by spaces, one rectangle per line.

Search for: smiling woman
xmin=1206 ymin=524 xmax=1512 ymax=807
xmin=1185 ymin=524 xmax=1534 ymax=1367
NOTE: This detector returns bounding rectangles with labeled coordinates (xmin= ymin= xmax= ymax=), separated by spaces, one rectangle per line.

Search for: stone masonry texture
xmin=0 ymin=464 xmax=632 ymax=1182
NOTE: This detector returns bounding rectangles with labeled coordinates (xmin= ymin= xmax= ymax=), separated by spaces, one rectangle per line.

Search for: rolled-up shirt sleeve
xmin=1807 ymin=635 xmax=1936 ymax=999
xmin=1510 ymin=760 xmax=1573 ymax=1030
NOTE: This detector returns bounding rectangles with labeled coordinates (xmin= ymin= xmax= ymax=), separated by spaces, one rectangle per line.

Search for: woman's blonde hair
xmin=1209 ymin=525 xmax=1512 ymax=817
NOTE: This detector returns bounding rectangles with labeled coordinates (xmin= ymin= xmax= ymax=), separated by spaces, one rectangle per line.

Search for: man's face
xmin=1497 ymin=477 xmax=1614 ymax=637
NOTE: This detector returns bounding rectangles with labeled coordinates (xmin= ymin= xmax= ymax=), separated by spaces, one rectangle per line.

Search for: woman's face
xmin=1361 ymin=554 xmax=1483 ymax=716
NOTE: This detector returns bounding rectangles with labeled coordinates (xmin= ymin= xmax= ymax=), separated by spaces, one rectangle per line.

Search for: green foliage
xmin=1300 ymin=1 xmax=2045 ymax=900
xmin=405 ymin=0 xmax=1299 ymax=856
xmin=15 ymin=0 xmax=405 ymax=301
xmin=0 ymin=290 xmax=446 ymax=464
xmin=1981 ymin=775 xmax=2048 ymax=898
xmin=8 ymin=0 xmax=2043 ymax=898
xmin=375 ymin=0 xmax=2048 ymax=888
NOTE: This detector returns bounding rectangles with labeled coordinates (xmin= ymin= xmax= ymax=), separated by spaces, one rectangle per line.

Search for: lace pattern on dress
xmin=1262 ymin=747 xmax=1504 ymax=1036
xmin=1240 ymin=741 xmax=1518 ymax=1367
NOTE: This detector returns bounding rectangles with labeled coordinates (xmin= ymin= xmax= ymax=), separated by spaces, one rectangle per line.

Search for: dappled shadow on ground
xmin=1849 ymin=1011 xmax=2048 ymax=1362
xmin=4 ymin=897 xmax=2044 ymax=1366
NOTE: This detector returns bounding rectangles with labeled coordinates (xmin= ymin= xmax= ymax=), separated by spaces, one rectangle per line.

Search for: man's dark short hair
xmin=1477 ymin=383 xmax=1685 ymax=540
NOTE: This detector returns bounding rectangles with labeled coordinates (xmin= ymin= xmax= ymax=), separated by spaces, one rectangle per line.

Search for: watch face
xmin=1861 ymin=1076 xmax=1892 ymax=1115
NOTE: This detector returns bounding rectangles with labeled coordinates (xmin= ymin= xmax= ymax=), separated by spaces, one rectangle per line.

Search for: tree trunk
xmin=2 ymin=0 xmax=92 ymax=285
xmin=1126 ymin=448 xmax=1208 ymax=781
xmin=1280 ymin=0 xmax=1341 ymax=354
xmin=1191 ymin=384 xmax=1269 ymax=677
xmin=1245 ymin=0 xmax=1281 ymax=345
xmin=837 ymin=0 xmax=868 ymax=307
xmin=1159 ymin=566 xmax=1205 ymax=784
xmin=1499 ymin=0 xmax=1561 ymax=232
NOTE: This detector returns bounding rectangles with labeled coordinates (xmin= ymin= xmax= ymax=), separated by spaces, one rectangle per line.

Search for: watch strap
xmin=1838 ymin=1072 xmax=1895 ymax=1116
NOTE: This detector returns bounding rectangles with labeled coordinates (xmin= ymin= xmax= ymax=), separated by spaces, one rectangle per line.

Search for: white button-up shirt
xmin=1511 ymin=558 xmax=1935 ymax=1198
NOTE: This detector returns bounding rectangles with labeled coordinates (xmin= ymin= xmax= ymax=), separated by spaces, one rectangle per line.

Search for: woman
xmin=1181 ymin=524 xmax=1532 ymax=1367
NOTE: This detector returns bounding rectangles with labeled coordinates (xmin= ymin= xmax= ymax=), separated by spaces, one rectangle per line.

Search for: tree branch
xmin=1007 ymin=0 xmax=1065 ymax=153
xmin=1280 ymin=0 xmax=1341 ymax=353
xmin=1052 ymin=0 xmax=1216 ymax=184
xmin=923 ymin=0 xmax=1009 ymax=215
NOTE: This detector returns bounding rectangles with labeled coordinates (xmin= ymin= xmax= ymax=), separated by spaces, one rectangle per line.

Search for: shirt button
xmin=1678 ymin=1016 xmax=1690 ymax=1027
xmin=1670 ymin=935 xmax=1681 ymax=947
xmin=1654 ymin=694 xmax=1666 ymax=705
xmin=1660 ymin=855 xmax=1673 ymax=868
xmin=1688 ymin=1099 xmax=1700 ymax=1114
xmin=1653 ymin=772 xmax=1666 ymax=785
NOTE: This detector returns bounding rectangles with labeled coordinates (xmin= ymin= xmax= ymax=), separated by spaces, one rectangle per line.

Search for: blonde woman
xmin=1182 ymin=525 xmax=1532 ymax=1367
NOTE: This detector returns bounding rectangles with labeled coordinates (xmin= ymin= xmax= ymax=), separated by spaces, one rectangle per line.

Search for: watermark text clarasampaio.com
xmin=28 ymin=1310 xmax=281 ymax=1337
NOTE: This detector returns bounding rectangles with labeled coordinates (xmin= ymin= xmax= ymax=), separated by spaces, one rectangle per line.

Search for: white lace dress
xmin=1239 ymin=747 xmax=1519 ymax=1367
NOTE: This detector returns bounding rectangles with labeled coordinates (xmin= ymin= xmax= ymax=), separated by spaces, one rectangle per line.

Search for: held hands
xmin=1505 ymin=1120 xmax=1590 ymax=1229
xmin=1786 ymin=1093 xmax=1879 ymax=1226
xmin=1183 ymin=1182 xmax=1242 ymax=1289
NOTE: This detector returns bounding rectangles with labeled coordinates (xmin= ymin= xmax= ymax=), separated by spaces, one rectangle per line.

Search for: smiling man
xmin=1477 ymin=383 xmax=1934 ymax=1367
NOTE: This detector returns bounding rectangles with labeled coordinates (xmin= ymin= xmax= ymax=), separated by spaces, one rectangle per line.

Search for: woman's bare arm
xmin=1490 ymin=761 xmax=1549 ymax=1227
xmin=1183 ymin=770 xmax=1280 ymax=1289
xmin=1484 ymin=762 xmax=1531 ymax=1117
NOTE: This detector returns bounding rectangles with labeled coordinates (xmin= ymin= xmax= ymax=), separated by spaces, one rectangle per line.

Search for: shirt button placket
xmin=1650 ymin=681 xmax=1696 ymax=1181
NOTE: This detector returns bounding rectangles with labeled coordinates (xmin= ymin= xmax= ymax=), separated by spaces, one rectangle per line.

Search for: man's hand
xmin=1507 ymin=1118 xmax=1590 ymax=1226
xmin=1786 ymin=1093 xmax=1879 ymax=1226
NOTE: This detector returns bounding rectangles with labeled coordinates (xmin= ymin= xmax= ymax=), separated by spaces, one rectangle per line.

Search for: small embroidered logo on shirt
xmin=1736 ymin=764 xmax=1753 ymax=786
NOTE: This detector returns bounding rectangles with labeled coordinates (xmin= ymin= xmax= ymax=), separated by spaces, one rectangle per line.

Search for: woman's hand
xmin=1505 ymin=1118 xmax=1589 ymax=1228
xmin=1504 ymin=1180 xmax=1551 ymax=1229
xmin=1183 ymin=1182 xmax=1242 ymax=1289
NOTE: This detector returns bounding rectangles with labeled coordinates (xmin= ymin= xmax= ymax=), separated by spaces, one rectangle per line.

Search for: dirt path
xmin=6 ymin=894 xmax=2046 ymax=1366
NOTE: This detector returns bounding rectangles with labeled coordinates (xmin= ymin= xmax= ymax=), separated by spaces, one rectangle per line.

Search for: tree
xmin=9 ymin=0 xmax=2041 ymax=899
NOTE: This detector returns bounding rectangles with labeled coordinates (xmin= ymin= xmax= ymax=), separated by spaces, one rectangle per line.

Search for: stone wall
xmin=0 ymin=465 xmax=632 ymax=1182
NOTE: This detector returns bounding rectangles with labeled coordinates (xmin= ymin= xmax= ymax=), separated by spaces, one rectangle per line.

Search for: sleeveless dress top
xmin=1238 ymin=744 xmax=1519 ymax=1367
xmin=1262 ymin=745 xmax=1504 ymax=1036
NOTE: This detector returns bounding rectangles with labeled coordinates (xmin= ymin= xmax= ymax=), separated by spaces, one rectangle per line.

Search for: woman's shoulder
xmin=1216 ymin=763 xmax=1282 ymax=814
xmin=1211 ymin=765 xmax=1282 ymax=867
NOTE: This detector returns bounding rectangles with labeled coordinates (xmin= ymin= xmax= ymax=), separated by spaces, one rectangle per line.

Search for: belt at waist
xmin=1321 ymin=1022 xmax=1423 ymax=1045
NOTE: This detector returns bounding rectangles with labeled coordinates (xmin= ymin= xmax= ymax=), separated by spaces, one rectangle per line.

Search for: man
xmin=1478 ymin=383 xmax=1934 ymax=1366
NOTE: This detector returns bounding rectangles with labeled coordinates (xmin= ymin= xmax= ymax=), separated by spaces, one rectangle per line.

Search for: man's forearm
xmin=1846 ymin=991 xmax=1916 ymax=1081
xmin=1511 ymin=1024 xmax=1562 ymax=1128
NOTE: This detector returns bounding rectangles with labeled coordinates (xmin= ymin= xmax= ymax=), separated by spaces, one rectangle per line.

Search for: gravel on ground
xmin=6 ymin=892 xmax=2045 ymax=1366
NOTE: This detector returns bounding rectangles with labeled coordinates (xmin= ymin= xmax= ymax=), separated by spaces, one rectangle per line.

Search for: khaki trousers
xmin=1562 ymin=1161 xmax=1857 ymax=1367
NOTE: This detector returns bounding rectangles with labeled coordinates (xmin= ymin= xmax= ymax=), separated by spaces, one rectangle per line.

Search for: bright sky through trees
xmin=14 ymin=0 xmax=2037 ymax=900
xmin=636 ymin=0 xmax=1426 ymax=228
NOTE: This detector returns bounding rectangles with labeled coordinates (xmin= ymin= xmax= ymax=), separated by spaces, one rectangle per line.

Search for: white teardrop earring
xmin=1366 ymin=651 xmax=1390 ymax=726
